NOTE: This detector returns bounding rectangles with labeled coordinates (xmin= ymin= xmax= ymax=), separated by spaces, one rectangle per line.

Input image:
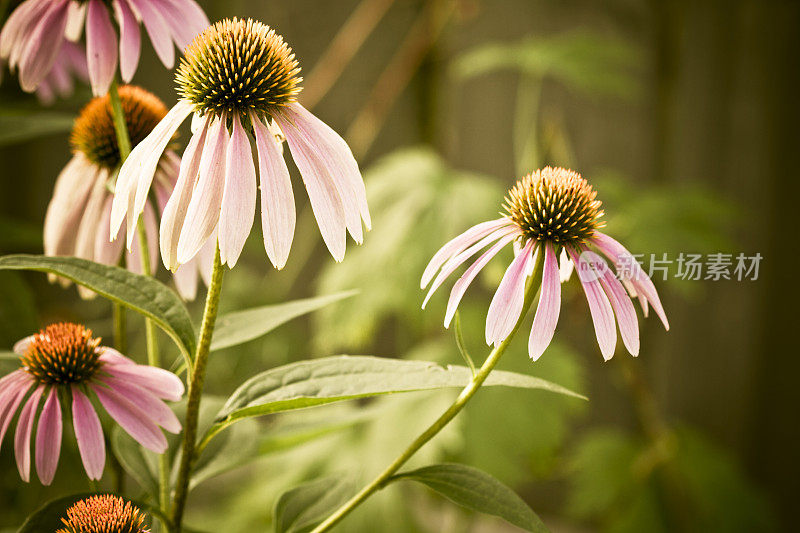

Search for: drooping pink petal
xmin=64 ymin=2 xmax=85 ymax=41
xmin=591 ymin=232 xmax=669 ymax=330
xmin=85 ymin=0 xmax=117 ymax=95
xmin=567 ymin=247 xmax=617 ymax=360
xmin=95 ymin=196 xmax=125 ymax=266
xmin=529 ymin=242 xmax=562 ymax=361
xmin=218 ymin=113 xmax=256 ymax=268
xmin=0 ymin=372 xmax=33 ymax=453
xmin=444 ymin=233 xmax=518 ymax=328
xmin=44 ymin=155 xmax=96 ymax=257
xmin=35 ymin=388 xmax=62 ymax=485
xmin=173 ymin=260 xmax=198 ymax=300
xmin=101 ymin=376 xmax=180 ymax=433
xmin=75 ymin=170 xmax=110 ymax=261
xmin=127 ymin=201 xmax=159 ymax=275
xmin=160 ymin=116 xmax=210 ymax=271
xmin=274 ymin=104 xmax=370 ymax=243
xmin=92 ymin=383 xmax=168 ymax=453
xmin=152 ymin=0 xmax=208 ymax=50
xmin=113 ymin=0 xmax=140 ymax=82
xmin=97 ymin=347 xmax=135 ymax=366
xmin=72 ymin=386 xmax=105 ymax=480
xmin=421 ymin=219 xmax=511 ymax=289
xmin=559 ymin=248 xmax=574 ymax=282
xmin=17 ymin=0 xmax=70 ymax=92
xmin=14 ymin=385 xmax=43 ymax=482
xmin=103 ymin=363 xmax=184 ymax=401
xmin=423 ymin=227 xmax=519 ymax=309
xmin=485 ymin=240 xmax=536 ymax=346
xmin=1 ymin=0 xmax=49 ymax=61
xmin=127 ymin=0 xmax=174 ymax=68
xmin=197 ymin=231 xmax=216 ymax=286
xmin=177 ymin=114 xmax=229 ymax=265
xmin=252 ymin=113 xmax=295 ymax=270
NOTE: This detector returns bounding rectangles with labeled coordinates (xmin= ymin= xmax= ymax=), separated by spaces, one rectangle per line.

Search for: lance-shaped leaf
xmin=0 ymin=255 xmax=196 ymax=362
xmin=274 ymin=476 xmax=355 ymax=533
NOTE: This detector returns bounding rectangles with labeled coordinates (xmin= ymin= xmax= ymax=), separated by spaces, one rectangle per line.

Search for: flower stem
xmin=311 ymin=250 xmax=544 ymax=533
xmin=109 ymin=81 xmax=131 ymax=160
xmin=171 ymin=245 xmax=224 ymax=532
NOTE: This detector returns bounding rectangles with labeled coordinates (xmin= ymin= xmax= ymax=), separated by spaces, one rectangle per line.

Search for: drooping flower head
xmin=57 ymin=494 xmax=150 ymax=533
xmin=422 ymin=167 xmax=669 ymax=361
xmin=111 ymin=17 xmax=371 ymax=271
xmin=0 ymin=323 xmax=184 ymax=484
xmin=0 ymin=0 xmax=208 ymax=96
xmin=46 ymin=84 xmax=211 ymax=300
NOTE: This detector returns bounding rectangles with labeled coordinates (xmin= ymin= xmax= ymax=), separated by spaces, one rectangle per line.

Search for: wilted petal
xmin=568 ymin=247 xmax=617 ymax=360
xmin=529 ymin=242 xmax=561 ymax=361
xmin=218 ymin=113 xmax=256 ymax=268
xmin=14 ymin=385 xmax=43 ymax=481
xmin=72 ymin=386 xmax=105 ymax=480
xmin=485 ymin=240 xmax=536 ymax=346
xmin=35 ymin=388 xmax=62 ymax=485
xmin=85 ymin=0 xmax=117 ymax=95
xmin=113 ymin=0 xmax=140 ymax=82
xmin=92 ymin=383 xmax=167 ymax=453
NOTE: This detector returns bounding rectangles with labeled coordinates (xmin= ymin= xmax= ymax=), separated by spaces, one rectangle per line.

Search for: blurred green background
xmin=1 ymin=0 xmax=797 ymax=531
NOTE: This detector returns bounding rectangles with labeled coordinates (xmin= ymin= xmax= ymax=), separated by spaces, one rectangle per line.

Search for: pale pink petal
xmin=101 ymin=376 xmax=180 ymax=433
xmin=1 ymin=0 xmax=49 ymax=61
xmin=152 ymin=0 xmax=208 ymax=49
xmin=485 ymin=240 xmax=536 ymax=346
xmin=127 ymin=201 xmax=159 ymax=274
xmin=161 ymin=118 xmax=210 ymax=271
xmin=113 ymin=0 xmax=140 ymax=82
xmin=591 ymin=232 xmax=669 ymax=330
xmin=423 ymin=227 xmax=519 ymax=309
xmin=44 ymin=155 xmax=96 ymax=257
xmin=421 ymin=219 xmax=511 ymax=289
xmin=444 ymin=233 xmax=518 ymax=328
xmin=72 ymin=386 xmax=105 ymax=480
xmin=35 ymin=388 xmax=62 ymax=485
xmin=173 ymin=261 xmax=198 ymax=300
xmin=197 ymin=231 xmax=216 ymax=286
xmin=1 ymin=373 xmax=33 ymax=453
xmin=252 ymin=112 xmax=295 ymax=270
xmin=85 ymin=0 xmax=117 ymax=95
xmin=14 ymin=385 xmax=43 ymax=482
xmin=95 ymin=196 xmax=125 ymax=266
xmin=97 ymin=347 xmax=135 ymax=366
xmin=17 ymin=0 xmax=70 ymax=92
xmin=64 ymin=2 xmax=85 ymax=41
xmin=218 ymin=113 xmax=256 ymax=268
xmin=103 ymin=363 xmax=184 ymax=401
xmin=13 ymin=337 xmax=34 ymax=355
xmin=529 ymin=242 xmax=561 ymax=361
xmin=177 ymin=115 xmax=228 ymax=265
xmin=567 ymin=247 xmax=617 ymax=360
xmin=128 ymin=0 xmax=174 ymax=68
xmin=92 ymin=383 xmax=167 ymax=453
xmin=559 ymin=248 xmax=574 ymax=282
xmin=75 ymin=170 xmax=110 ymax=261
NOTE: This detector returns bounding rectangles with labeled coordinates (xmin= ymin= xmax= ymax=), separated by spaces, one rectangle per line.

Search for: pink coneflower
xmin=422 ymin=167 xmax=669 ymax=361
xmin=45 ymin=84 xmax=210 ymax=299
xmin=0 ymin=0 xmax=208 ymax=96
xmin=0 ymin=323 xmax=184 ymax=485
xmin=57 ymin=495 xmax=150 ymax=533
xmin=110 ymin=18 xmax=371 ymax=271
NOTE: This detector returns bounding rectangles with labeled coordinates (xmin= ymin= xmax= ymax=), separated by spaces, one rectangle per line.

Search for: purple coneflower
xmin=45 ymin=84 xmax=210 ymax=299
xmin=57 ymin=494 xmax=150 ymax=533
xmin=110 ymin=18 xmax=371 ymax=270
xmin=0 ymin=323 xmax=184 ymax=485
xmin=0 ymin=0 xmax=208 ymax=96
xmin=422 ymin=167 xmax=669 ymax=361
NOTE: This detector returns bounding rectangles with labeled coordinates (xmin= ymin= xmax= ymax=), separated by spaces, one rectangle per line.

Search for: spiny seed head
xmin=57 ymin=495 xmax=150 ymax=533
xmin=176 ymin=17 xmax=303 ymax=120
xmin=503 ymin=167 xmax=605 ymax=245
xmin=21 ymin=323 xmax=102 ymax=385
xmin=71 ymin=85 xmax=168 ymax=169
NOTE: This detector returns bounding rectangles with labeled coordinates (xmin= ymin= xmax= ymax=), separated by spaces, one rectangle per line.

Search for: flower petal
xmin=35 ymin=388 xmax=62 ymax=485
xmin=177 ymin=114 xmax=228 ymax=265
xmin=152 ymin=0 xmax=208 ymax=50
xmin=485 ymin=239 xmax=536 ymax=346
xmin=252 ymin=113 xmax=295 ymax=269
xmin=113 ymin=0 xmax=140 ymax=82
xmin=85 ymin=0 xmax=117 ymax=96
xmin=92 ymin=383 xmax=167 ymax=453
xmin=567 ymin=247 xmax=617 ymax=360
xmin=0 ymin=372 xmax=33 ymax=453
xmin=101 ymin=376 xmax=181 ymax=433
xmin=14 ymin=385 xmax=43 ymax=482
xmin=17 ymin=0 xmax=70 ymax=92
xmin=528 ymin=242 xmax=561 ymax=361
xmin=218 ymin=113 xmax=256 ymax=268
xmin=44 ymin=155 xmax=96 ymax=257
xmin=128 ymin=0 xmax=174 ymax=68
xmin=104 ymin=363 xmax=184 ymax=402
xmin=95 ymin=195 xmax=125 ymax=265
xmin=72 ymin=386 xmax=105 ymax=480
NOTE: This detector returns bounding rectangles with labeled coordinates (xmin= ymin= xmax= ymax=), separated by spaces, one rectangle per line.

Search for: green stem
xmin=171 ymin=246 xmax=225 ymax=532
xmin=311 ymin=250 xmax=544 ymax=533
xmin=109 ymin=81 xmax=131 ymax=160
xmin=112 ymin=304 xmax=127 ymax=354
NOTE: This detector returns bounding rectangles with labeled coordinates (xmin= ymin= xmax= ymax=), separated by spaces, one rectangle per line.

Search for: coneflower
xmin=45 ymin=84 xmax=210 ymax=299
xmin=57 ymin=494 xmax=150 ymax=533
xmin=0 ymin=323 xmax=184 ymax=485
xmin=422 ymin=167 xmax=669 ymax=361
xmin=110 ymin=17 xmax=371 ymax=270
xmin=0 ymin=0 xmax=208 ymax=95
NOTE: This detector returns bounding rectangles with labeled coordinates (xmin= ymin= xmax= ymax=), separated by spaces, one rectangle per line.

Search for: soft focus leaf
xmin=274 ymin=476 xmax=355 ymax=533
xmin=0 ymin=109 xmax=74 ymax=146
xmin=392 ymin=463 xmax=547 ymax=532
xmin=0 ymin=255 xmax=196 ymax=362
xmin=211 ymin=291 xmax=357 ymax=351
xmin=111 ymin=428 xmax=160 ymax=497
xmin=215 ymin=355 xmax=585 ymax=425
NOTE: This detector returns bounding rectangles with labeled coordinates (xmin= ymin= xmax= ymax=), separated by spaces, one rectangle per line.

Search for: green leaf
xmin=215 ymin=355 xmax=585 ymax=425
xmin=211 ymin=291 xmax=356 ymax=351
xmin=391 ymin=463 xmax=547 ymax=532
xmin=0 ymin=255 xmax=196 ymax=362
xmin=111 ymin=428 xmax=160 ymax=497
xmin=0 ymin=109 xmax=74 ymax=146
xmin=17 ymin=493 xmax=158 ymax=532
xmin=274 ymin=476 xmax=354 ymax=533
